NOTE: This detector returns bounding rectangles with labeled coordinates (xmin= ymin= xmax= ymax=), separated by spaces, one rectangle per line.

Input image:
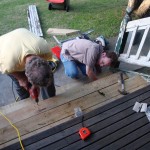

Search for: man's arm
xmin=9 ymin=72 xmax=29 ymax=90
xmin=86 ymin=66 xmax=97 ymax=81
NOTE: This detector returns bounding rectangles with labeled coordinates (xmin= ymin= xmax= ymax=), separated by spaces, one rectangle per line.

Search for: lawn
xmin=0 ymin=0 xmax=127 ymax=44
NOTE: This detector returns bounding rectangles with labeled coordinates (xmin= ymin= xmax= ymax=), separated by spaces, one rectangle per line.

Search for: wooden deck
xmin=3 ymin=85 xmax=150 ymax=150
xmin=0 ymin=73 xmax=149 ymax=150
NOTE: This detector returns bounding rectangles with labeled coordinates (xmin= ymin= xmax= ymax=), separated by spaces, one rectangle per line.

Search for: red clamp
xmin=79 ymin=127 xmax=91 ymax=140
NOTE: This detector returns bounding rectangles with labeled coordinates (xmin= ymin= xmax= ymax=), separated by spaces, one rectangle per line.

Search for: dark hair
xmin=25 ymin=57 xmax=53 ymax=87
xmin=105 ymin=51 xmax=118 ymax=67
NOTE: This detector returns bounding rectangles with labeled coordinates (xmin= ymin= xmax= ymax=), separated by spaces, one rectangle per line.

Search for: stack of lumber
xmin=0 ymin=73 xmax=148 ymax=149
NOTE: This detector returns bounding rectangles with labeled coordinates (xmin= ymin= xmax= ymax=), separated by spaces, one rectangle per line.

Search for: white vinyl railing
xmin=119 ymin=17 xmax=150 ymax=67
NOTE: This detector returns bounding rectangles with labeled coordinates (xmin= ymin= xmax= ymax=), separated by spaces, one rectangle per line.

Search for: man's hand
xmin=10 ymin=72 xmax=29 ymax=90
xmin=86 ymin=66 xmax=98 ymax=81
xmin=18 ymin=79 xmax=29 ymax=91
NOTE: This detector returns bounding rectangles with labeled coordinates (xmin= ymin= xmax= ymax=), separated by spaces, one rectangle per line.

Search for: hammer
xmin=118 ymin=72 xmax=128 ymax=95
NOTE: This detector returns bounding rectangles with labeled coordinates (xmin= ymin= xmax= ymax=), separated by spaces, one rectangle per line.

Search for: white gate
xmin=118 ymin=17 xmax=150 ymax=67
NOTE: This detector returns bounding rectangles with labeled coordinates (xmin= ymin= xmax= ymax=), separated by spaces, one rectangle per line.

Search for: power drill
xmin=29 ymin=86 xmax=39 ymax=105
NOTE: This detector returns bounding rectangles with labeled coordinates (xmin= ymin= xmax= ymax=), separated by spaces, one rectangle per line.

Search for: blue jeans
xmin=8 ymin=75 xmax=55 ymax=100
xmin=60 ymin=55 xmax=87 ymax=78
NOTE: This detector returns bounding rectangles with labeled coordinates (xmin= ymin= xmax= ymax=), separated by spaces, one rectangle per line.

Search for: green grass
xmin=0 ymin=0 xmax=127 ymax=44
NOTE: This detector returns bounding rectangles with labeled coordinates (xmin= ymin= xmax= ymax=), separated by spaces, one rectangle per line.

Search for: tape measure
xmin=74 ymin=107 xmax=91 ymax=140
xmin=79 ymin=127 xmax=91 ymax=140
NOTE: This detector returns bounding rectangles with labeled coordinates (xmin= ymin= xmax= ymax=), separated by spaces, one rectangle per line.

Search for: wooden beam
xmin=27 ymin=5 xmax=43 ymax=37
xmin=47 ymin=28 xmax=80 ymax=36
xmin=0 ymin=98 xmax=33 ymax=115
xmin=0 ymin=73 xmax=125 ymax=115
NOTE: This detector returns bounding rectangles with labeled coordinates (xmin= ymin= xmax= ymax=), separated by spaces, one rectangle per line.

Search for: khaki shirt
xmin=61 ymin=39 xmax=102 ymax=68
xmin=0 ymin=28 xmax=52 ymax=73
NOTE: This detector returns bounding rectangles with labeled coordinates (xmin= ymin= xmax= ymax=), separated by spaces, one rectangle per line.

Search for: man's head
xmin=98 ymin=51 xmax=118 ymax=67
xmin=25 ymin=56 xmax=53 ymax=87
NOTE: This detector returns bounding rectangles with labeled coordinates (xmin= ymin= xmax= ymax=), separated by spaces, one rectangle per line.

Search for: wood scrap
xmin=27 ymin=5 xmax=43 ymax=37
xmin=47 ymin=28 xmax=80 ymax=36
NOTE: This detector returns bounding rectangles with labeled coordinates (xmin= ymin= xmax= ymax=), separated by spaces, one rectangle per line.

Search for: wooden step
xmin=0 ymin=71 xmax=113 ymax=115
xmin=55 ymin=71 xmax=113 ymax=95
xmin=0 ymin=73 xmax=148 ymax=149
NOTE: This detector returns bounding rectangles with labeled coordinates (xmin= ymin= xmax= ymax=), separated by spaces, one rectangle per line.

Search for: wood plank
xmin=1 ymin=75 xmax=147 ymax=148
xmin=38 ymin=107 xmax=145 ymax=150
xmin=57 ymin=98 xmax=150 ymax=149
xmin=27 ymin=5 xmax=43 ymax=37
xmin=56 ymin=71 xmax=113 ymax=95
xmin=138 ymin=142 xmax=150 ymax=150
xmin=45 ymin=117 xmax=147 ymax=150
xmin=0 ymin=75 xmax=144 ymax=129
xmin=123 ymin=131 xmax=150 ymax=150
xmin=59 ymin=93 xmax=150 ymax=150
xmin=18 ymin=83 xmax=149 ymax=149
xmin=0 ymin=72 xmax=126 ymax=115
xmin=0 ymin=99 xmax=33 ymax=115
xmin=0 ymin=91 xmax=116 ymax=145
xmin=4 ymin=84 xmax=150 ymax=150
xmin=55 ymin=87 xmax=148 ymax=149
xmin=47 ymin=28 xmax=80 ymax=36
xmin=86 ymin=83 xmax=147 ymax=113
xmin=81 ymin=118 xmax=148 ymax=150
xmin=32 ymin=90 xmax=150 ymax=148
xmin=103 ymin=123 xmax=150 ymax=150
xmin=0 ymin=73 xmax=124 ymax=117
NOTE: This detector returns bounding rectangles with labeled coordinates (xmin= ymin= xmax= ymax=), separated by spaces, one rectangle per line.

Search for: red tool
xmin=79 ymin=127 xmax=91 ymax=140
xmin=29 ymin=88 xmax=39 ymax=105
xmin=51 ymin=46 xmax=61 ymax=60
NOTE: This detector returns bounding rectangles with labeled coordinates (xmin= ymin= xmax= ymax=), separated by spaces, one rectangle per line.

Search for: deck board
xmin=0 ymin=73 xmax=126 ymax=115
xmin=0 ymin=76 xmax=147 ymax=147
xmin=0 ymin=75 xmax=143 ymax=129
xmin=138 ymin=142 xmax=150 ymax=150
xmin=123 ymin=131 xmax=150 ymax=149
xmin=2 ymin=84 xmax=150 ymax=150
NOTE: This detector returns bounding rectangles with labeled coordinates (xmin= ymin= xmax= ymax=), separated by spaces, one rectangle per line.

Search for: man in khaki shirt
xmin=61 ymin=39 xmax=118 ymax=81
xmin=0 ymin=28 xmax=55 ymax=100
